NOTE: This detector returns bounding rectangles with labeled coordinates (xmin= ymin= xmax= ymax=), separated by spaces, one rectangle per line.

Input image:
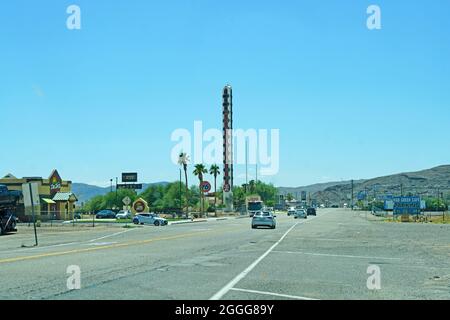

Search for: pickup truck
xmin=0 ymin=184 xmax=21 ymax=235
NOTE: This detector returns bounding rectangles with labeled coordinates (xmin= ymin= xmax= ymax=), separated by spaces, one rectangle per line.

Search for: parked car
xmin=133 ymin=213 xmax=168 ymax=226
xmin=73 ymin=212 xmax=82 ymax=219
xmin=294 ymin=209 xmax=307 ymax=219
xmin=116 ymin=210 xmax=132 ymax=219
xmin=287 ymin=209 xmax=296 ymax=216
xmin=252 ymin=211 xmax=276 ymax=229
xmin=307 ymin=208 xmax=316 ymax=216
xmin=95 ymin=210 xmax=116 ymax=219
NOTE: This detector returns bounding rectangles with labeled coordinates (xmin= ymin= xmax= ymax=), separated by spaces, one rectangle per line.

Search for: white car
xmin=294 ymin=209 xmax=307 ymax=219
xmin=116 ymin=210 xmax=132 ymax=219
xmin=287 ymin=209 xmax=296 ymax=216
xmin=133 ymin=213 xmax=168 ymax=226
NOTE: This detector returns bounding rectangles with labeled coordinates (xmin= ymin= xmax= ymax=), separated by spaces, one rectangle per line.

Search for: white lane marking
xmin=0 ymin=242 xmax=80 ymax=254
xmin=88 ymin=229 xmax=133 ymax=243
xmin=87 ymin=242 xmax=117 ymax=246
xmin=230 ymin=288 xmax=318 ymax=300
xmin=210 ymin=217 xmax=317 ymax=300
xmin=272 ymin=250 xmax=402 ymax=261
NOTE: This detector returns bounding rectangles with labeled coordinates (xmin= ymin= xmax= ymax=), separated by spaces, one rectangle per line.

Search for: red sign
xmin=200 ymin=181 xmax=212 ymax=193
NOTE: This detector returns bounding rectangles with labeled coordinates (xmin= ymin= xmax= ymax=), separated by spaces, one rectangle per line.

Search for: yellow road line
xmin=0 ymin=225 xmax=244 ymax=265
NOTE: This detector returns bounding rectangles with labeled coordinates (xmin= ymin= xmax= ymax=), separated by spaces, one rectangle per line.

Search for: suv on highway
xmin=294 ymin=209 xmax=307 ymax=219
xmin=307 ymin=208 xmax=317 ymax=216
xmin=252 ymin=211 xmax=276 ymax=229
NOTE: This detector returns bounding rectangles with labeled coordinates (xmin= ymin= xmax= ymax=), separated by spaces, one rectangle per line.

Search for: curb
xmin=169 ymin=219 xmax=207 ymax=225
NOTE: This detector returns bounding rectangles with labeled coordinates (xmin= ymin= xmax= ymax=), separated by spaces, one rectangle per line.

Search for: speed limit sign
xmin=200 ymin=181 xmax=212 ymax=193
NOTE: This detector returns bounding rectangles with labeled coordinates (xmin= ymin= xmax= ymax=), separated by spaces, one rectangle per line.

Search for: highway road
xmin=1 ymin=209 xmax=449 ymax=300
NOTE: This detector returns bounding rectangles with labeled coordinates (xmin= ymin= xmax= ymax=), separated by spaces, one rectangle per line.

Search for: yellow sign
xmin=131 ymin=198 xmax=149 ymax=214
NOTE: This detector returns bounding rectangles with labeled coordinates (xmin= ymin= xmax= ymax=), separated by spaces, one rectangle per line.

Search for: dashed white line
xmin=230 ymin=288 xmax=318 ymax=300
xmin=88 ymin=229 xmax=134 ymax=243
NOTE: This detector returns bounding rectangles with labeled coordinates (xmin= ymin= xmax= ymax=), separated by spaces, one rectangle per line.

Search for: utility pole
xmin=245 ymin=140 xmax=248 ymax=194
xmin=115 ymin=177 xmax=118 ymax=206
xmin=179 ymin=168 xmax=182 ymax=216
xmin=351 ymin=179 xmax=354 ymax=210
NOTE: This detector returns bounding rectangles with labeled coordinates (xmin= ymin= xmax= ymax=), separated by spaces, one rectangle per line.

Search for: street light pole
xmin=115 ymin=177 xmax=118 ymax=208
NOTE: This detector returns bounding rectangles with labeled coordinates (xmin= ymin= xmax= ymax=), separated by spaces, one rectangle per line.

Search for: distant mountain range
xmin=278 ymin=165 xmax=450 ymax=205
xmin=72 ymin=182 xmax=169 ymax=204
xmin=73 ymin=165 xmax=450 ymax=205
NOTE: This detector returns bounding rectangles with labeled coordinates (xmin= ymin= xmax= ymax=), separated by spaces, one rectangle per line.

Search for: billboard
xmin=393 ymin=196 xmax=421 ymax=215
xmin=122 ymin=173 xmax=138 ymax=183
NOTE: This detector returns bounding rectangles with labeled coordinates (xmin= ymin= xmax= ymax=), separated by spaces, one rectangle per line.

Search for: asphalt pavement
xmin=1 ymin=209 xmax=449 ymax=300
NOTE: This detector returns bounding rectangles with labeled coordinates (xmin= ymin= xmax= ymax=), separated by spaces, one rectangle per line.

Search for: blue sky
xmin=1 ymin=0 xmax=449 ymax=187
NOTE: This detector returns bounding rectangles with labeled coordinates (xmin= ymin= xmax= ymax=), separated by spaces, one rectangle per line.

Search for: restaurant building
xmin=0 ymin=169 xmax=78 ymax=221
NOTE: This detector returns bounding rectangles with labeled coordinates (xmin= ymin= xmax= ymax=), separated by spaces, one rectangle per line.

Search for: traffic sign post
xmin=122 ymin=196 xmax=132 ymax=206
xmin=200 ymin=181 xmax=212 ymax=193
xmin=22 ymin=183 xmax=40 ymax=246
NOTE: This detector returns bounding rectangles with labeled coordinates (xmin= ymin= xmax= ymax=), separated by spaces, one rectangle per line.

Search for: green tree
xmin=193 ymin=164 xmax=208 ymax=217
xmin=286 ymin=193 xmax=294 ymax=202
xmin=209 ymin=164 xmax=220 ymax=213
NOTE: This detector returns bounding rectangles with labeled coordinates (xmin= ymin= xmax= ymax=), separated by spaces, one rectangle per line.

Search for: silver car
xmin=133 ymin=213 xmax=168 ymax=226
xmin=252 ymin=211 xmax=276 ymax=229
xmin=294 ymin=209 xmax=307 ymax=219
xmin=116 ymin=210 xmax=132 ymax=219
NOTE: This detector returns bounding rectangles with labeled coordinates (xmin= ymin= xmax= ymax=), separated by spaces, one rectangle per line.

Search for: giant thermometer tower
xmin=222 ymin=85 xmax=234 ymax=211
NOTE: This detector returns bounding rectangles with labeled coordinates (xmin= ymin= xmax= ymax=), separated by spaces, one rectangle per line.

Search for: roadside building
xmin=0 ymin=170 xmax=78 ymax=221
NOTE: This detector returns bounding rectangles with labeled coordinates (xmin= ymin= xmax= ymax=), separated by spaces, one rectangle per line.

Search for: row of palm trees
xmin=178 ymin=152 xmax=221 ymax=217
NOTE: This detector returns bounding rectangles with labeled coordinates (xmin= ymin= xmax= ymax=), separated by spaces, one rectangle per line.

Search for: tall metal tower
xmin=222 ymin=85 xmax=234 ymax=211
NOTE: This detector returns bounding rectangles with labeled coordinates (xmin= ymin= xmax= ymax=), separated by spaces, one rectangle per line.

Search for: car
xmin=307 ymin=208 xmax=316 ymax=216
xmin=116 ymin=210 xmax=132 ymax=219
xmin=294 ymin=209 xmax=307 ymax=219
xmin=287 ymin=209 xmax=296 ymax=216
xmin=252 ymin=211 xmax=276 ymax=229
xmin=133 ymin=213 xmax=168 ymax=226
xmin=73 ymin=212 xmax=82 ymax=219
xmin=95 ymin=210 xmax=116 ymax=219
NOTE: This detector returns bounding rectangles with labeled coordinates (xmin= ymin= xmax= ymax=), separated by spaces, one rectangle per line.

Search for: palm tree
xmin=193 ymin=164 xmax=208 ymax=218
xmin=178 ymin=152 xmax=190 ymax=215
xmin=249 ymin=180 xmax=256 ymax=193
xmin=209 ymin=164 xmax=220 ymax=215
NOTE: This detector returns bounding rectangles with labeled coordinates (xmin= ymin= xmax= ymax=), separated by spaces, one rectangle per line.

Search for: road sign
xmin=393 ymin=196 xmax=421 ymax=215
xmin=122 ymin=173 xmax=138 ymax=183
xmin=200 ymin=181 xmax=211 ymax=193
xmin=357 ymin=191 xmax=367 ymax=201
xmin=223 ymin=184 xmax=231 ymax=193
xmin=117 ymin=184 xmax=142 ymax=190
xmin=301 ymin=191 xmax=307 ymax=201
xmin=122 ymin=196 xmax=131 ymax=206
xmin=22 ymin=183 xmax=40 ymax=208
